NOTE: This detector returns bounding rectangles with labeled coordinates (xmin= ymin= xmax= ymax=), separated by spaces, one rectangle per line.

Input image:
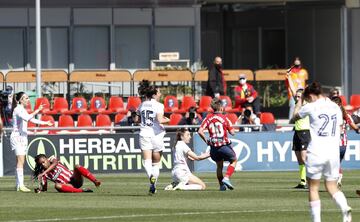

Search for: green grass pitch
xmin=0 ymin=171 xmax=359 ymax=222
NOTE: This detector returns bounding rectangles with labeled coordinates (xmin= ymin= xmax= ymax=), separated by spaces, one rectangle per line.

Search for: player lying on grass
xmin=198 ymin=98 xmax=237 ymax=191
xmin=165 ymin=128 xmax=209 ymax=191
xmin=33 ymin=154 xmax=101 ymax=193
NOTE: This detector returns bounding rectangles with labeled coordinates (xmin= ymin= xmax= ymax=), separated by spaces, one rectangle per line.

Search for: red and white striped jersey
xmin=200 ymin=112 xmax=233 ymax=147
xmin=42 ymin=158 xmax=73 ymax=184
xmin=340 ymin=113 xmax=354 ymax=147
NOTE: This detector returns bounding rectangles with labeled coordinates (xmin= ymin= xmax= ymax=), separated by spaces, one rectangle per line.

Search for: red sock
xmin=225 ymin=165 xmax=235 ymax=178
xmin=58 ymin=184 xmax=83 ymax=193
xmin=76 ymin=165 xmax=96 ymax=182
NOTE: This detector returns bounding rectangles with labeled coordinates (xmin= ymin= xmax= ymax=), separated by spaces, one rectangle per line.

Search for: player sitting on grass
xmin=33 ymin=154 xmax=101 ymax=193
xmin=165 ymin=128 xmax=209 ymax=191
xmin=198 ymin=98 xmax=237 ymax=191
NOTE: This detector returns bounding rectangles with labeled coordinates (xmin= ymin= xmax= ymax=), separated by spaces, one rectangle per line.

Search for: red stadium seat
xmin=40 ymin=115 xmax=56 ymax=134
xmin=226 ymin=113 xmax=239 ymax=125
xmin=95 ymin=114 xmax=112 ymax=127
xmin=58 ymin=115 xmax=75 ymax=128
xmin=34 ymin=97 xmax=51 ymax=114
xmin=197 ymin=96 xmax=213 ymax=113
xmin=339 ymin=95 xmax=347 ymax=106
xmin=65 ymin=97 xmax=88 ymax=114
xmin=169 ymin=113 xmax=183 ymax=125
xmin=105 ymin=96 xmax=126 ymax=114
xmin=114 ymin=113 xmax=126 ymax=124
xmin=260 ymin=112 xmax=275 ymax=124
xmin=164 ymin=95 xmax=179 ymax=113
xmin=176 ymin=95 xmax=197 ymax=113
xmin=77 ymin=114 xmax=93 ymax=128
xmin=28 ymin=120 xmax=36 ymax=128
xmin=85 ymin=96 xmax=107 ymax=114
xmin=46 ymin=97 xmax=69 ymax=115
xmin=126 ymin=96 xmax=141 ymax=111
xmin=350 ymin=94 xmax=360 ymax=109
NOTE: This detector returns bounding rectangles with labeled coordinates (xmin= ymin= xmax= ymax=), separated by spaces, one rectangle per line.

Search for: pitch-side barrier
xmin=1 ymin=125 xmax=359 ymax=176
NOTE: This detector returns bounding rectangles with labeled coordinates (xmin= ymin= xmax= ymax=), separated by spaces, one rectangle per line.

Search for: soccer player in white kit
xmin=11 ymin=92 xmax=53 ymax=192
xmin=166 ymin=128 xmax=209 ymax=190
xmin=138 ymin=80 xmax=169 ymax=194
xmin=292 ymin=82 xmax=352 ymax=222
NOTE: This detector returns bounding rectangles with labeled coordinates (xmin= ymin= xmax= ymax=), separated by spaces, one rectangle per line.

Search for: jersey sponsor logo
xmin=205 ymin=138 xmax=250 ymax=170
xmin=26 ymin=137 xmax=57 ymax=170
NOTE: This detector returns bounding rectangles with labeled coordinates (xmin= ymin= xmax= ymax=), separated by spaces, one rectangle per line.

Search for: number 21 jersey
xmin=298 ymin=97 xmax=342 ymax=157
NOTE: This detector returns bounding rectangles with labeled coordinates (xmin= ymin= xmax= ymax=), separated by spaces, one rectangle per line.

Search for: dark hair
xmin=138 ymin=80 xmax=158 ymax=99
xmin=174 ymin=128 xmax=189 ymax=148
xmin=211 ymin=98 xmax=222 ymax=112
xmin=303 ymin=82 xmax=322 ymax=98
xmin=11 ymin=92 xmax=25 ymax=118
xmin=331 ymin=96 xmax=347 ymax=120
xmin=33 ymin=154 xmax=47 ymax=181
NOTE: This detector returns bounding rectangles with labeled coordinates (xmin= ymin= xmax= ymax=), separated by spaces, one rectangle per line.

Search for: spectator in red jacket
xmin=234 ymin=74 xmax=260 ymax=114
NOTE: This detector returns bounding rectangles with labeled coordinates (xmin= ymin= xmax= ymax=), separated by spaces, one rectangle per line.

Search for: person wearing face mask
xmin=286 ymin=57 xmax=308 ymax=119
xmin=206 ymin=56 xmax=226 ymax=98
xmin=234 ymin=74 xmax=260 ymax=114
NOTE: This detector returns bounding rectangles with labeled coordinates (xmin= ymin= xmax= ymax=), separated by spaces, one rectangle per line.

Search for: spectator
xmin=236 ymin=104 xmax=260 ymax=132
xmin=117 ymin=109 xmax=140 ymax=126
xmin=178 ymin=107 xmax=202 ymax=126
xmin=286 ymin=57 xmax=307 ymax=119
xmin=206 ymin=56 xmax=226 ymax=98
xmin=234 ymin=74 xmax=260 ymax=114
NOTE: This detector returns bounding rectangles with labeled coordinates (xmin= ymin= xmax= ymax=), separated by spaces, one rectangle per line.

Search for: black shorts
xmin=292 ymin=130 xmax=310 ymax=151
xmin=69 ymin=176 xmax=83 ymax=188
xmin=210 ymin=144 xmax=237 ymax=162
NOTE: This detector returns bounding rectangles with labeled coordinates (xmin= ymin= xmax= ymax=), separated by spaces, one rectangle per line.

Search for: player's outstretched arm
xmin=187 ymin=150 xmax=210 ymax=161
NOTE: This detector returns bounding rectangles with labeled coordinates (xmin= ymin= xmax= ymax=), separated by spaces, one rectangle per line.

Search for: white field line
xmin=5 ymin=208 xmax=343 ymax=222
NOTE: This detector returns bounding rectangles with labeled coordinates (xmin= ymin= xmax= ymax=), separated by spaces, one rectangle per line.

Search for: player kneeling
xmin=165 ymin=128 xmax=209 ymax=191
xmin=33 ymin=154 xmax=101 ymax=193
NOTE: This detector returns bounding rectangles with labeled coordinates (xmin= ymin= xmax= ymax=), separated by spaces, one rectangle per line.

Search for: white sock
xmin=181 ymin=184 xmax=203 ymax=190
xmin=309 ymin=200 xmax=321 ymax=222
xmin=151 ymin=162 xmax=160 ymax=182
xmin=332 ymin=191 xmax=349 ymax=213
xmin=143 ymin=159 xmax=152 ymax=178
xmin=16 ymin=168 xmax=24 ymax=187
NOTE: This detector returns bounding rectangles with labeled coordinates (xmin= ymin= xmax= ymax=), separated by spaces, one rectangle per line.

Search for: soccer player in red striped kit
xmin=33 ymin=154 xmax=101 ymax=193
xmin=198 ymin=98 xmax=237 ymax=191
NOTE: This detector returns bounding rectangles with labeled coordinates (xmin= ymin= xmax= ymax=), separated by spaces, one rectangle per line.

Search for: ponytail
xmin=33 ymin=154 xmax=47 ymax=181
xmin=11 ymin=92 xmax=25 ymax=118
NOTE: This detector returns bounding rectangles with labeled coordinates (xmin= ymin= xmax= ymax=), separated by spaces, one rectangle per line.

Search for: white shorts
xmin=10 ymin=133 xmax=28 ymax=156
xmin=139 ymin=132 xmax=165 ymax=152
xmin=306 ymin=153 xmax=339 ymax=181
xmin=172 ymin=167 xmax=192 ymax=184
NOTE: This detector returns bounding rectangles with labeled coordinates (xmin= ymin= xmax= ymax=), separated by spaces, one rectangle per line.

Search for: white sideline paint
xmin=6 ymin=209 xmax=341 ymax=222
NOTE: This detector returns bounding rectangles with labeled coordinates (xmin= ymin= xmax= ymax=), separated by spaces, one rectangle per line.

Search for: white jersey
xmin=173 ymin=141 xmax=191 ymax=172
xmin=298 ymin=97 xmax=342 ymax=159
xmin=11 ymin=105 xmax=36 ymax=136
xmin=139 ymin=99 xmax=165 ymax=137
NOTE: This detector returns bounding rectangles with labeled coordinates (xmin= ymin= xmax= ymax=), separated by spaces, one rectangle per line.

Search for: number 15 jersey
xmin=298 ymin=97 xmax=342 ymax=158
xmin=200 ymin=112 xmax=233 ymax=147
xmin=139 ymin=99 xmax=165 ymax=137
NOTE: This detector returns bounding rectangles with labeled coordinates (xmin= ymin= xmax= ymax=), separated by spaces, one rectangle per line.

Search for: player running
xmin=198 ymin=98 xmax=237 ymax=191
xmin=165 ymin=128 xmax=209 ymax=191
xmin=138 ymin=80 xmax=169 ymax=194
xmin=292 ymin=82 xmax=352 ymax=222
xmin=331 ymin=96 xmax=360 ymax=187
xmin=33 ymin=154 xmax=101 ymax=193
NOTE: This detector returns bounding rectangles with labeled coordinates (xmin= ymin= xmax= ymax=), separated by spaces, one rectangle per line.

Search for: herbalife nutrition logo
xmin=26 ymin=137 xmax=57 ymax=170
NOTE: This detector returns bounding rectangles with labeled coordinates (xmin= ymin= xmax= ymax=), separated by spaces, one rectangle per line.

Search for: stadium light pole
xmin=35 ymin=0 xmax=42 ymax=97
